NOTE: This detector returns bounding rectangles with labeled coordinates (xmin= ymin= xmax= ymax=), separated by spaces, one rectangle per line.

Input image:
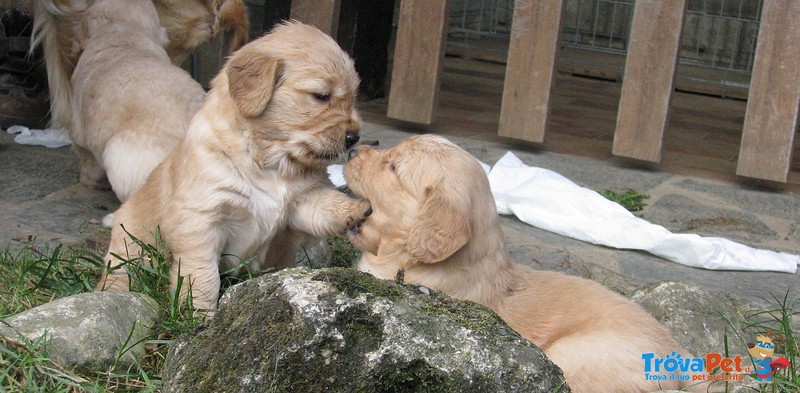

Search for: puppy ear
xmin=407 ymin=184 xmax=471 ymax=263
xmin=227 ymin=50 xmax=281 ymax=117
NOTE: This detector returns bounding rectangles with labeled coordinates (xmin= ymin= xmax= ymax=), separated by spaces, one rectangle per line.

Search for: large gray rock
xmin=0 ymin=291 xmax=159 ymax=370
xmin=631 ymin=281 xmax=746 ymax=356
xmin=163 ymin=267 xmax=568 ymax=392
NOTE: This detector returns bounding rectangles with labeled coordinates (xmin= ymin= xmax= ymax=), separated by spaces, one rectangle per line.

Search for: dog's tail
xmin=31 ymin=0 xmax=90 ymax=130
xmin=215 ymin=0 xmax=250 ymax=55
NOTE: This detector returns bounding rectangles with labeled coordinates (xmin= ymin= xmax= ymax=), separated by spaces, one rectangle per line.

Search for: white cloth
xmin=488 ymin=152 xmax=798 ymax=273
xmin=328 ymin=152 xmax=799 ymax=274
xmin=7 ymin=125 xmax=71 ymax=148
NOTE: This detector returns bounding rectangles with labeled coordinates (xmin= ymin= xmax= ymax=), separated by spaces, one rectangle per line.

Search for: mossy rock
xmin=163 ymin=267 xmax=568 ymax=392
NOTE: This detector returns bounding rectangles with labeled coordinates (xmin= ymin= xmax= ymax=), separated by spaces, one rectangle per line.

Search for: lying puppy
xmin=31 ymin=0 xmax=248 ymax=135
xmin=344 ymin=135 xmax=706 ymax=393
xmin=70 ymin=0 xmax=205 ymax=202
xmin=97 ymin=22 xmax=370 ymax=311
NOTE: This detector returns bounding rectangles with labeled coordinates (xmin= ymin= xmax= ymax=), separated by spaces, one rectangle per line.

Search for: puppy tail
xmin=214 ymin=0 xmax=250 ymax=55
xmin=32 ymin=0 xmax=88 ymax=130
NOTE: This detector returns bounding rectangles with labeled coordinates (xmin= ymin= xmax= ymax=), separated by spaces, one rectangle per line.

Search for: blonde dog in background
xmin=344 ymin=135 xmax=707 ymax=393
xmin=97 ymin=22 xmax=371 ymax=311
xmin=69 ymin=0 xmax=206 ymax=202
xmin=31 ymin=0 xmax=248 ymax=142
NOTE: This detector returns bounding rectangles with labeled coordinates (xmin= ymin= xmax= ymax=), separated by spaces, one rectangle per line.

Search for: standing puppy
xmin=32 ymin=0 xmax=249 ymax=134
xmin=344 ymin=135 xmax=708 ymax=393
xmin=70 ymin=0 xmax=205 ymax=202
xmin=98 ymin=22 xmax=370 ymax=311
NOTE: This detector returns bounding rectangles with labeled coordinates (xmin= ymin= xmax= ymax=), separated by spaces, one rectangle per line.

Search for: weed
xmin=718 ymin=291 xmax=800 ymax=392
xmin=0 ymin=231 xmax=360 ymax=390
xmin=600 ymin=188 xmax=650 ymax=212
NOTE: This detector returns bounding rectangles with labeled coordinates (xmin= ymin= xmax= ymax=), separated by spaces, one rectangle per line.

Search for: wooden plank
xmin=498 ymin=0 xmax=567 ymax=143
xmin=290 ymin=0 xmax=341 ymax=37
xmin=387 ymin=0 xmax=450 ymax=124
xmin=736 ymin=0 xmax=800 ymax=182
xmin=612 ymin=0 xmax=687 ymax=162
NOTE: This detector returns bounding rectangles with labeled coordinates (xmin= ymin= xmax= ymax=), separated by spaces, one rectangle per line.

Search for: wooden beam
xmin=498 ymin=0 xmax=566 ymax=143
xmin=612 ymin=0 xmax=687 ymax=162
xmin=387 ymin=0 xmax=450 ymax=124
xmin=736 ymin=0 xmax=800 ymax=183
xmin=290 ymin=0 xmax=341 ymax=37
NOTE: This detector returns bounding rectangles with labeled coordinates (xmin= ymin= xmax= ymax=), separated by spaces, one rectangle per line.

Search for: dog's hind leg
xmin=544 ymin=332 xmax=683 ymax=393
xmin=75 ymin=144 xmax=110 ymax=190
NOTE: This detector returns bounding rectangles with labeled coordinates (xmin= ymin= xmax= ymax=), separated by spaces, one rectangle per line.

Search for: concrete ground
xmin=1 ymin=124 xmax=798 ymax=311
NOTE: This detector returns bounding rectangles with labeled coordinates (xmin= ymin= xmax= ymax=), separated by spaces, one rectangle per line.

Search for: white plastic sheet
xmin=7 ymin=125 xmax=71 ymax=148
xmin=488 ymin=152 xmax=798 ymax=273
xmin=328 ymin=152 xmax=799 ymax=274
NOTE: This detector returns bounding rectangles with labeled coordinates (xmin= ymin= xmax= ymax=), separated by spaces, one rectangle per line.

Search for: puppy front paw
xmin=345 ymin=200 xmax=372 ymax=230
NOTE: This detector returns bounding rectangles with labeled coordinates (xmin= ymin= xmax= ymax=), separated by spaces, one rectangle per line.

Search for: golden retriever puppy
xmin=344 ymin=135 xmax=706 ymax=393
xmin=69 ymin=0 xmax=205 ymax=202
xmin=31 ymin=0 xmax=248 ymax=131
xmin=97 ymin=22 xmax=370 ymax=312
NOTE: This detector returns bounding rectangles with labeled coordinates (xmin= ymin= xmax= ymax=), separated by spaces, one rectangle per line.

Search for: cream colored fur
xmin=69 ymin=0 xmax=205 ymax=202
xmin=97 ymin=22 xmax=370 ymax=312
xmin=344 ymin=135 xmax=709 ymax=393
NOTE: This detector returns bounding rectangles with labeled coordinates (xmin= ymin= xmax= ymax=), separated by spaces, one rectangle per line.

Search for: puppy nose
xmin=345 ymin=132 xmax=360 ymax=149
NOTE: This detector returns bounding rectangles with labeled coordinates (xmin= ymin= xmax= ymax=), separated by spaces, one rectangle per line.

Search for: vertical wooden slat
xmin=290 ymin=0 xmax=342 ymax=37
xmin=387 ymin=0 xmax=450 ymax=124
xmin=736 ymin=1 xmax=800 ymax=183
xmin=498 ymin=0 xmax=566 ymax=143
xmin=612 ymin=0 xmax=687 ymax=162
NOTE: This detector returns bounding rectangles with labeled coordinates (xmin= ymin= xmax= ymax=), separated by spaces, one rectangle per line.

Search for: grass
xmin=0 ymin=232 xmax=362 ymax=391
xmin=600 ymin=188 xmax=650 ymax=212
xmin=718 ymin=291 xmax=800 ymax=392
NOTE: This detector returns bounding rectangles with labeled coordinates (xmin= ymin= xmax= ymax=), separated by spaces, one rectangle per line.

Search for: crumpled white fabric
xmin=328 ymin=152 xmax=799 ymax=274
xmin=488 ymin=152 xmax=798 ymax=273
xmin=7 ymin=125 xmax=72 ymax=148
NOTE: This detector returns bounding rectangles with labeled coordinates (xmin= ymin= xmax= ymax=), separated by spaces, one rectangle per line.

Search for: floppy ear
xmin=227 ymin=50 xmax=281 ymax=117
xmin=406 ymin=184 xmax=471 ymax=264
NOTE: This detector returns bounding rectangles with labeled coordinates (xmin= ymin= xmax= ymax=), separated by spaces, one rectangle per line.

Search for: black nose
xmin=348 ymin=148 xmax=359 ymax=161
xmin=345 ymin=132 xmax=360 ymax=149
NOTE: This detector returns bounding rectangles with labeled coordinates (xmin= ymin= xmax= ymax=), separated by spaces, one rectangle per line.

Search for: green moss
xmin=312 ymin=268 xmax=407 ymax=301
xmin=367 ymin=356 xmax=458 ymax=393
xmin=417 ymin=291 xmax=509 ymax=338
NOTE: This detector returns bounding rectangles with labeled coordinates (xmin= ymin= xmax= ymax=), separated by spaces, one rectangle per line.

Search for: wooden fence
xmin=293 ymin=0 xmax=799 ymax=183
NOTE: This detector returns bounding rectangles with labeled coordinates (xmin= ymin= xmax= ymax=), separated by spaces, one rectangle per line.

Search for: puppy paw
xmin=344 ymin=200 xmax=372 ymax=230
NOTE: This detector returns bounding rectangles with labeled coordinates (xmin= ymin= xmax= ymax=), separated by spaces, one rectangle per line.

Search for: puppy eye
xmin=313 ymin=93 xmax=331 ymax=102
xmin=389 ymin=161 xmax=396 ymax=171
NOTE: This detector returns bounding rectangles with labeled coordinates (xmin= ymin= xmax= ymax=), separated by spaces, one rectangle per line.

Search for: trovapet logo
xmin=642 ymin=351 xmax=752 ymax=382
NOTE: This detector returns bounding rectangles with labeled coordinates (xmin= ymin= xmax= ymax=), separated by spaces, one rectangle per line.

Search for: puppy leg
xmin=290 ymin=187 xmax=372 ymax=237
xmin=169 ymin=237 xmax=223 ymax=312
xmin=264 ymin=228 xmax=306 ymax=269
xmin=75 ymin=144 xmax=110 ymax=190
